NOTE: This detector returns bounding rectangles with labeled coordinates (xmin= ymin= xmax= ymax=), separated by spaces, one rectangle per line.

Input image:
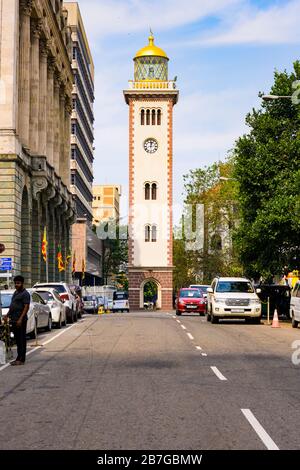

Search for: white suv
xmin=34 ymin=282 xmax=77 ymax=324
xmin=207 ymin=277 xmax=261 ymax=324
xmin=290 ymin=281 xmax=300 ymax=328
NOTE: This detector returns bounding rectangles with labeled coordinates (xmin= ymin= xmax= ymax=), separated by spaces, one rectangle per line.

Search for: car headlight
xmin=250 ymin=299 xmax=261 ymax=305
xmin=214 ymin=298 xmax=227 ymax=304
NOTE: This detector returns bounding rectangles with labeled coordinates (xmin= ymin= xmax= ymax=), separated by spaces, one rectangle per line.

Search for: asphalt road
xmin=0 ymin=311 xmax=300 ymax=450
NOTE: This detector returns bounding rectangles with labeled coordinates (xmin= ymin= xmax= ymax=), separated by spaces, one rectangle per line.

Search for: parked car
xmin=35 ymin=288 xmax=66 ymax=328
xmin=0 ymin=289 xmax=52 ymax=338
xmin=69 ymin=285 xmax=83 ymax=319
xmin=83 ymin=295 xmax=98 ymax=314
xmin=33 ymin=282 xmax=77 ymax=323
xmin=290 ymin=281 xmax=300 ymax=328
xmin=206 ymin=277 xmax=262 ymax=324
xmin=112 ymin=291 xmax=130 ymax=313
xmin=175 ymin=288 xmax=206 ymax=316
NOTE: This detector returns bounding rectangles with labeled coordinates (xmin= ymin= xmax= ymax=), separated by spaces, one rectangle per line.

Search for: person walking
xmin=5 ymin=275 xmax=30 ymax=366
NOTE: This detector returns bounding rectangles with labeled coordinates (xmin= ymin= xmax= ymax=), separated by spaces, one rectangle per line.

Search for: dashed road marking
xmin=176 ymin=320 xmax=181 ymax=324
xmin=211 ymin=366 xmax=227 ymax=381
xmin=201 ymin=353 xmax=208 ymax=357
xmin=187 ymin=333 xmax=194 ymax=340
xmin=181 ymin=325 xmax=187 ymax=330
xmin=196 ymin=346 xmax=202 ymax=350
xmin=241 ymin=409 xmax=279 ymax=450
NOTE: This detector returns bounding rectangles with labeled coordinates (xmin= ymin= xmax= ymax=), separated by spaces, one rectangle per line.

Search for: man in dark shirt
xmin=6 ymin=275 xmax=30 ymax=366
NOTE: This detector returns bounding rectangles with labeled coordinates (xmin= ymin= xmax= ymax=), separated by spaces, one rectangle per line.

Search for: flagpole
xmin=46 ymin=241 xmax=49 ymax=283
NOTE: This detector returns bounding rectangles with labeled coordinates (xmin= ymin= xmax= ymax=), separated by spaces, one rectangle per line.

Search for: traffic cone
xmin=271 ymin=309 xmax=281 ymax=328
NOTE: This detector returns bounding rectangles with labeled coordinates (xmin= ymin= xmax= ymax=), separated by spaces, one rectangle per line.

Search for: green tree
xmin=234 ymin=62 xmax=300 ymax=280
xmin=102 ymin=223 xmax=128 ymax=285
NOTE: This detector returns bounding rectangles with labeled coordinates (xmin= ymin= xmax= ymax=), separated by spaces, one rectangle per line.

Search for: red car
xmin=175 ymin=288 xmax=206 ymax=316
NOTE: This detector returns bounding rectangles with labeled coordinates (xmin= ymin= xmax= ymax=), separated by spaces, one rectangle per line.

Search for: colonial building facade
xmin=124 ymin=33 xmax=178 ymax=310
xmin=0 ymin=0 xmax=75 ymax=286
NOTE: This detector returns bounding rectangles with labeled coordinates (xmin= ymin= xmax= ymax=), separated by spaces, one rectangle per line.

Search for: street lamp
xmin=261 ymin=95 xmax=292 ymax=102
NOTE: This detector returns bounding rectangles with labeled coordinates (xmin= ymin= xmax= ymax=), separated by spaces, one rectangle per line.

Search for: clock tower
xmin=124 ymin=32 xmax=179 ymax=310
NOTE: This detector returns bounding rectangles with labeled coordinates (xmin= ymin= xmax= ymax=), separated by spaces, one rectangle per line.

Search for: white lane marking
xmin=187 ymin=333 xmax=194 ymax=340
xmin=211 ymin=366 xmax=227 ymax=381
xmin=181 ymin=325 xmax=187 ymax=330
xmin=176 ymin=320 xmax=181 ymax=324
xmin=42 ymin=323 xmax=77 ymax=346
xmin=0 ymin=323 xmax=79 ymax=372
xmin=172 ymin=316 xmax=176 ymax=319
xmin=196 ymin=346 xmax=202 ymax=350
xmin=201 ymin=353 xmax=208 ymax=357
xmin=241 ymin=409 xmax=279 ymax=450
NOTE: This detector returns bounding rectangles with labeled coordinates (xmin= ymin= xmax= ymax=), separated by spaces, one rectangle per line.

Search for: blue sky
xmin=65 ymin=0 xmax=300 ymax=220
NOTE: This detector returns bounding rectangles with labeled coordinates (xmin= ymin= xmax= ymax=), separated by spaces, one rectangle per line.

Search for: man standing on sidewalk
xmin=6 ymin=276 xmax=30 ymax=366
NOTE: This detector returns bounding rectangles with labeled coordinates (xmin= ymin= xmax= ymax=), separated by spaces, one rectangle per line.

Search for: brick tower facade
xmin=124 ymin=33 xmax=178 ymax=310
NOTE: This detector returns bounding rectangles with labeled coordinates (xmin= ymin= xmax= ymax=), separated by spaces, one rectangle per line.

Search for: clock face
xmin=144 ymin=138 xmax=158 ymax=154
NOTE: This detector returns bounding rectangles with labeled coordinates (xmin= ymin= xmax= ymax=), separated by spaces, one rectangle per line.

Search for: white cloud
xmin=193 ymin=0 xmax=300 ymax=46
xmin=66 ymin=0 xmax=240 ymax=39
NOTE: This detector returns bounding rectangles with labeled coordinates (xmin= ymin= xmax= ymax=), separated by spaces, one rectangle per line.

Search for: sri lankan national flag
xmin=41 ymin=227 xmax=47 ymax=262
xmin=57 ymin=244 xmax=65 ymax=272
xmin=66 ymin=250 xmax=72 ymax=267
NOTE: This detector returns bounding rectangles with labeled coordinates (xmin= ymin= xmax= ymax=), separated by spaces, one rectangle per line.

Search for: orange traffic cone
xmin=271 ymin=309 xmax=281 ymax=328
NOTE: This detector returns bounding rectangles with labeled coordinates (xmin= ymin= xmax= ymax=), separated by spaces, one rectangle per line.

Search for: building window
xmin=146 ymin=109 xmax=150 ymax=126
xmin=145 ymin=225 xmax=151 ymax=242
xmin=71 ymin=123 xmax=76 ymax=135
xmin=152 ymin=225 xmax=157 ymax=242
xmin=157 ymin=109 xmax=161 ymax=125
xmin=141 ymin=109 xmax=145 ymax=126
xmin=152 ymin=109 xmax=156 ymax=126
xmin=151 ymin=183 xmax=157 ymax=200
xmin=145 ymin=183 xmax=150 ymax=200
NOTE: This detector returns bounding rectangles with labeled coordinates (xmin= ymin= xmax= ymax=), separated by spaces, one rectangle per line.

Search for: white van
xmin=290 ymin=281 xmax=300 ymax=328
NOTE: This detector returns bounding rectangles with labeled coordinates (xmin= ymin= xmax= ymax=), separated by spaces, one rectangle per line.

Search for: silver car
xmin=35 ymin=288 xmax=67 ymax=328
xmin=0 ymin=289 xmax=52 ymax=338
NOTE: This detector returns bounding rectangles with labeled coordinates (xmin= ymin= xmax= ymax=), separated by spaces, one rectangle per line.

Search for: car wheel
xmin=29 ymin=319 xmax=37 ymax=339
xmin=252 ymin=316 xmax=261 ymax=325
xmin=207 ymin=307 xmax=211 ymax=321
xmin=176 ymin=310 xmax=181 ymax=316
xmin=74 ymin=311 xmax=78 ymax=323
xmin=211 ymin=313 xmax=219 ymax=324
xmin=292 ymin=314 xmax=299 ymax=328
xmin=45 ymin=314 xmax=52 ymax=332
xmin=68 ymin=308 xmax=74 ymax=324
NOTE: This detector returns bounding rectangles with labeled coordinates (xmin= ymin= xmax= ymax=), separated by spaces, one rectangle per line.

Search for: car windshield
xmin=37 ymin=284 xmax=66 ymax=294
xmin=216 ymin=281 xmax=254 ymax=293
xmin=190 ymin=286 xmax=208 ymax=293
xmin=37 ymin=292 xmax=54 ymax=302
xmin=0 ymin=293 xmax=13 ymax=308
xmin=84 ymin=296 xmax=94 ymax=301
xmin=114 ymin=293 xmax=128 ymax=300
xmin=180 ymin=290 xmax=202 ymax=298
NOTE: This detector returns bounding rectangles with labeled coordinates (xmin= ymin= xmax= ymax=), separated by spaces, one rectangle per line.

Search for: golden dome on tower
xmin=134 ymin=31 xmax=169 ymax=60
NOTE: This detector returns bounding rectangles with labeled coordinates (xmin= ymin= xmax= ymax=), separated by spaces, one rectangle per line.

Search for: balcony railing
xmin=127 ymin=80 xmax=177 ymax=90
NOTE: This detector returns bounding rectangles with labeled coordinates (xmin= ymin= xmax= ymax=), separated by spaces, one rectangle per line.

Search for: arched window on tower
xmin=152 ymin=225 xmax=157 ymax=243
xmin=157 ymin=109 xmax=161 ymax=126
xmin=145 ymin=225 xmax=151 ymax=242
xmin=141 ymin=109 xmax=145 ymax=126
xmin=152 ymin=109 xmax=156 ymax=126
xmin=146 ymin=109 xmax=150 ymax=125
xmin=145 ymin=183 xmax=150 ymax=200
xmin=211 ymin=233 xmax=222 ymax=251
xmin=151 ymin=183 xmax=157 ymax=200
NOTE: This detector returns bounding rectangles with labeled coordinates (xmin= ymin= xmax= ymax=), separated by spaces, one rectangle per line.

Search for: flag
xmin=72 ymin=252 xmax=76 ymax=275
xmin=82 ymin=258 xmax=86 ymax=281
xmin=66 ymin=250 xmax=72 ymax=267
xmin=57 ymin=244 xmax=65 ymax=272
xmin=41 ymin=227 xmax=47 ymax=262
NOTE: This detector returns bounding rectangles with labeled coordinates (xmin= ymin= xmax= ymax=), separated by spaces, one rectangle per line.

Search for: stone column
xmin=64 ymin=98 xmax=72 ymax=188
xmin=38 ymin=41 xmax=48 ymax=156
xmin=53 ymin=75 xmax=61 ymax=174
xmin=29 ymin=20 xmax=41 ymax=154
xmin=18 ymin=0 xmax=32 ymax=149
xmin=47 ymin=59 xmax=55 ymax=166
xmin=59 ymin=90 xmax=66 ymax=181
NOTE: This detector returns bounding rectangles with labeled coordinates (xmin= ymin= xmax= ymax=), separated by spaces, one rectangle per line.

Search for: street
xmin=0 ymin=312 xmax=300 ymax=450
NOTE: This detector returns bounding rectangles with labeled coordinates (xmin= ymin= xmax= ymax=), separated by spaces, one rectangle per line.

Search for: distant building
xmin=64 ymin=3 xmax=102 ymax=286
xmin=64 ymin=2 xmax=94 ymax=221
xmin=93 ymin=185 xmax=122 ymax=225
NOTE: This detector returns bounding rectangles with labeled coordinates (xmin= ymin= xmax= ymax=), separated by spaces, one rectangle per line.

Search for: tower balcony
xmin=128 ymin=80 xmax=177 ymax=90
